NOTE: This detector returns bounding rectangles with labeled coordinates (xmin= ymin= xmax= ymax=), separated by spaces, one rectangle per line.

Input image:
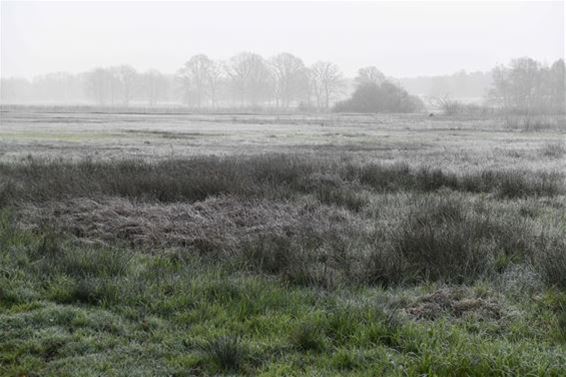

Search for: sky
xmin=1 ymin=1 xmax=564 ymax=79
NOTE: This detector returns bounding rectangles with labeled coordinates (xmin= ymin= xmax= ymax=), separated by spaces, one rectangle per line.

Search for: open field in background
xmin=1 ymin=107 xmax=565 ymax=172
xmin=0 ymin=107 xmax=565 ymax=376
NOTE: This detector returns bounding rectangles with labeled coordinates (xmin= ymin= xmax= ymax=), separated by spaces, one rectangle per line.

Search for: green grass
xmin=0 ymin=147 xmax=564 ymax=376
xmin=1 ymin=211 xmax=565 ymax=376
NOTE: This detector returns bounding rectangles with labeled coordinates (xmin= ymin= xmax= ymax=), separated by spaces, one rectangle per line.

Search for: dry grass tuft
xmin=405 ymin=288 xmax=504 ymax=321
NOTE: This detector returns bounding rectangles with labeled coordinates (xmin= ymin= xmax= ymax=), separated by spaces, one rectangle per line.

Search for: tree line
xmin=431 ymin=58 xmax=565 ymax=116
xmin=400 ymin=70 xmax=493 ymax=101
xmin=1 ymin=55 xmax=563 ymax=114
xmin=0 ymin=68 xmax=176 ymax=107
xmin=489 ymin=57 xmax=565 ymax=115
xmin=1 ymin=52 xmax=351 ymax=110
xmin=334 ymin=67 xmax=425 ymax=113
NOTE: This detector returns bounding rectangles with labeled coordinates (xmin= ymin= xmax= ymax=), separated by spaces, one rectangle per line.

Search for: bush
xmin=503 ymin=114 xmax=565 ymax=131
xmin=333 ymin=82 xmax=424 ymax=113
xmin=438 ymin=99 xmax=494 ymax=116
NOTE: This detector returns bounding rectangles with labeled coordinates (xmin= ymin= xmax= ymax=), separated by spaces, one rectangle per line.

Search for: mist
xmin=2 ymin=1 xmax=563 ymax=79
xmin=2 ymin=2 xmax=566 ymax=375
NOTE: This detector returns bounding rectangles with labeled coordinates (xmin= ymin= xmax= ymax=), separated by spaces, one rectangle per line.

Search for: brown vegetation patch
xmin=405 ymin=288 xmax=504 ymax=321
xmin=18 ymin=196 xmax=361 ymax=252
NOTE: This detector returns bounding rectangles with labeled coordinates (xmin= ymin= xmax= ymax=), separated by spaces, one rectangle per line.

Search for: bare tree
xmin=225 ymin=52 xmax=272 ymax=107
xmin=86 ymin=68 xmax=112 ymax=105
xmin=0 ymin=78 xmax=33 ymax=103
xmin=142 ymin=69 xmax=168 ymax=106
xmin=546 ymin=59 xmax=565 ymax=113
xmin=177 ymin=54 xmax=216 ymax=107
xmin=355 ymin=66 xmax=386 ymax=87
xmin=487 ymin=57 xmax=566 ymax=118
xmin=116 ymin=65 xmax=137 ymax=106
xmin=33 ymin=72 xmax=81 ymax=102
xmin=309 ymin=61 xmax=344 ymax=110
xmin=206 ymin=60 xmax=224 ymax=108
xmin=508 ymin=58 xmax=542 ymax=113
xmin=269 ymin=53 xmax=308 ymax=108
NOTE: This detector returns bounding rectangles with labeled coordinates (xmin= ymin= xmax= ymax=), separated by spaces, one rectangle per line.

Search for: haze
xmin=1 ymin=1 xmax=564 ymax=80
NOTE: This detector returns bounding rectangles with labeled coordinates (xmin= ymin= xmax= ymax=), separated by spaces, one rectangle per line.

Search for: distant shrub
xmin=297 ymin=101 xmax=318 ymax=112
xmin=489 ymin=58 xmax=565 ymax=117
xmin=440 ymin=99 xmax=465 ymax=115
xmin=436 ymin=98 xmax=494 ymax=116
xmin=503 ymin=114 xmax=565 ymax=131
xmin=333 ymin=82 xmax=424 ymax=113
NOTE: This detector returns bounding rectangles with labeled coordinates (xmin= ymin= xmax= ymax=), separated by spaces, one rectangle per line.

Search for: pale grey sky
xmin=1 ymin=1 xmax=564 ymax=79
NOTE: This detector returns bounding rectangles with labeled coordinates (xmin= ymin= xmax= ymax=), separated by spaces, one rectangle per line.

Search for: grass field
xmin=1 ymin=107 xmax=565 ymax=376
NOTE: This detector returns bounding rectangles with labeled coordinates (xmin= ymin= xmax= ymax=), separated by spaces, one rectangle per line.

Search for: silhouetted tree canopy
xmin=2 ymin=53 xmax=560 ymax=115
xmin=489 ymin=58 xmax=565 ymax=114
xmin=333 ymin=81 xmax=424 ymax=113
xmin=355 ymin=66 xmax=386 ymax=87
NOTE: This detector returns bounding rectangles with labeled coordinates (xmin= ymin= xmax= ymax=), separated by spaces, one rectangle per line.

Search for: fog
xmin=2 ymin=1 xmax=563 ymax=79
xmin=3 ymin=3 xmax=566 ymax=375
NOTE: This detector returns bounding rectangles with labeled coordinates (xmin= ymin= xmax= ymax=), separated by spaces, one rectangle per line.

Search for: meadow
xmin=0 ymin=106 xmax=565 ymax=376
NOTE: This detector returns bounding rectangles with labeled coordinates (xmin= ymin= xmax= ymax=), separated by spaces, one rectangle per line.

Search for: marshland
xmin=1 ymin=106 xmax=565 ymax=376
xmin=1 ymin=1 xmax=565 ymax=376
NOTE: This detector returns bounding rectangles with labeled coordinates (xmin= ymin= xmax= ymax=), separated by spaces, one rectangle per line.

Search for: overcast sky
xmin=1 ymin=1 xmax=564 ymax=79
